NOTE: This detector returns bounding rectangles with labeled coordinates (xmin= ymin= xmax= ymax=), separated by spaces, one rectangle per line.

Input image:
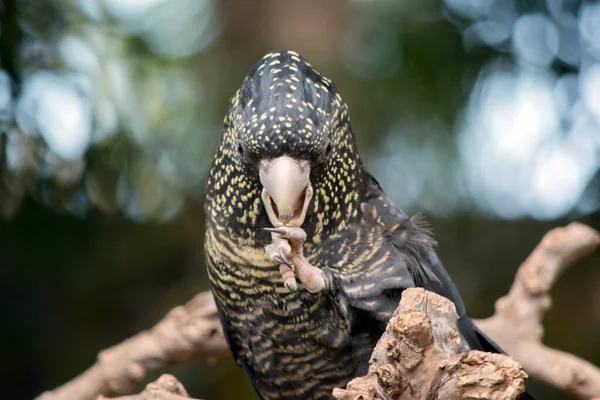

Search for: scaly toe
xmin=284 ymin=228 xmax=307 ymax=247
xmin=264 ymin=226 xmax=306 ymax=242
xmin=294 ymin=255 xmax=325 ymax=294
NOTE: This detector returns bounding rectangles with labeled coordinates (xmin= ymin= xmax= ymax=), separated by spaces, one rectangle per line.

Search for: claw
xmin=284 ymin=280 xmax=298 ymax=291
xmin=279 ymin=248 xmax=291 ymax=266
xmin=272 ymin=248 xmax=291 ymax=266
xmin=264 ymin=227 xmax=287 ymax=236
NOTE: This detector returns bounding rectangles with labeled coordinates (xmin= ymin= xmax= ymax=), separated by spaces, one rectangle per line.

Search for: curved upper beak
xmin=259 ymin=156 xmax=313 ymax=227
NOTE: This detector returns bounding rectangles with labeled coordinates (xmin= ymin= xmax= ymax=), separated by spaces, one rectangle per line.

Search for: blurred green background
xmin=0 ymin=0 xmax=599 ymax=399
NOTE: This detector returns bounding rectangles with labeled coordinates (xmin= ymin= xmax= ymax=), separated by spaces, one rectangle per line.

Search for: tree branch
xmin=333 ymin=288 xmax=527 ymax=400
xmin=37 ymin=223 xmax=600 ymax=400
xmin=474 ymin=222 xmax=600 ymax=399
xmin=36 ymin=292 xmax=230 ymax=400
xmin=96 ymin=374 xmax=200 ymax=400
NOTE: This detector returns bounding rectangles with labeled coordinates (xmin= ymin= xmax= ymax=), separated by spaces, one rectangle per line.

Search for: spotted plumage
xmin=205 ymin=50 xmax=532 ymax=400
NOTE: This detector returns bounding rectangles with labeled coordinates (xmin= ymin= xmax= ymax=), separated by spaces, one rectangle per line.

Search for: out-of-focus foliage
xmin=359 ymin=0 xmax=600 ymax=220
xmin=444 ymin=0 xmax=600 ymax=219
xmin=0 ymin=1 xmax=598 ymax=400
xmin=1 ymin=0 xmax=598 ymax=222
xmin=1 ymin=0 xmax=222 ymax=221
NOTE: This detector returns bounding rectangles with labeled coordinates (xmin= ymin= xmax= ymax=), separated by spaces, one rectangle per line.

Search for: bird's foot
xmin=264 ymin=227 xmax=325 ymax=294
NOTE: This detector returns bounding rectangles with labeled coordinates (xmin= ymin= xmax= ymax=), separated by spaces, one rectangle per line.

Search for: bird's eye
xmin=237 ymin=144 xmax=245 ymax=158
xmin=314 ymin=143 xmax=333 ymax=167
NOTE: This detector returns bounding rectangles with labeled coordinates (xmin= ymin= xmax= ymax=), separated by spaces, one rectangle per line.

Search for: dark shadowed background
xmin=0 ymin=0 xmax=599 ymax=399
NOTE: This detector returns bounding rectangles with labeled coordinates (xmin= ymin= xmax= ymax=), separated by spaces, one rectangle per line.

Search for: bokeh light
xmin=1 ymin=0 xmax=598 ymax=223
xmin=1 ymin=0 xmax=221 ymax=221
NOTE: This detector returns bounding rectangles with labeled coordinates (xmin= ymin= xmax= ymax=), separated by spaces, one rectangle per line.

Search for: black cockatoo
xmin=205 ymin=50 xmax=532 ymax=400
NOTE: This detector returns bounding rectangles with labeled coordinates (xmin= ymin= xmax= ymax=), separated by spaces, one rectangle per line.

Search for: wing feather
xmin=332 ymin=170 xmax=490 ymax=352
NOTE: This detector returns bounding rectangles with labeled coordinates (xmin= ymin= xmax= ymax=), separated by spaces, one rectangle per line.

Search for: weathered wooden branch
xmin=333 ymin=288 xmax=527 ymax=400
xmin=475 ymin=222 xmax=600 ymax=399
xmin=37 ymin=223 xmax=600 ymax=400
xmin=96 ymin=374 xmax=200 ymax=400
xmin=36 ymin=292 xmax=230 ymax=400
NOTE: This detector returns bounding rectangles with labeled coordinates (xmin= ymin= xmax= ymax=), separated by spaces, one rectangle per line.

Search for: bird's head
xmin=207 ymin=50 xmax=363 ymax=238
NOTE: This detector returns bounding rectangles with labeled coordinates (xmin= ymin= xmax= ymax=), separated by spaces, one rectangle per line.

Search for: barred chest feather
xmin=205 ymin=227 xmax=358 ymax=399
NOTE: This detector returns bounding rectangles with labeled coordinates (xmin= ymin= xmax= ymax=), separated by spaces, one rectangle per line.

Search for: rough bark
xmin=332 ymin=288 xmax=527 ymax=400
xmin=96 ymin=374 xmax=199 ymax=400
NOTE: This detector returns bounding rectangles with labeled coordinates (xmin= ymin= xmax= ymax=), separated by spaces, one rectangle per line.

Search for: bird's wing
xmin=328 ymin=170 xmax=436 ymax=318
xmin=330 ymin=170 xmax=486 ymax=352
xmin=352 ymin=172 xmax=537 ymax=400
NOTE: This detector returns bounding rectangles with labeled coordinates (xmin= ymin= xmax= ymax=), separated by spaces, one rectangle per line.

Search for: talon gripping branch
xmin=204 ymin=51 xmax=534 ymax=400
